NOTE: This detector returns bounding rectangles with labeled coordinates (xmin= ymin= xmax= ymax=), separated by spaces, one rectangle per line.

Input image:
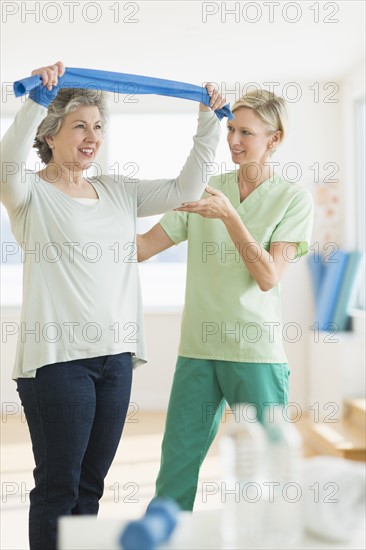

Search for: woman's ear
xmin=268 ymin=130 xmax=282 ymax=150
xmin=45 ymin=136 xmax=54 ymax=149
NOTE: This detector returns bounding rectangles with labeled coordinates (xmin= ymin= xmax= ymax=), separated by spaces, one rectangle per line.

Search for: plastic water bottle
xmin=262 ymin=404 xmax=304 ymax=548
xmin=119 ymin=497 xmax=180 ymax=550
xmin=220 ymin=403 xmax=268 ymax=549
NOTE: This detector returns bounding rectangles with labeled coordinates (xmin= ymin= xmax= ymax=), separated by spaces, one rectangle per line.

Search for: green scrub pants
xmin=155 ymin=356 xmax=290 ymax=511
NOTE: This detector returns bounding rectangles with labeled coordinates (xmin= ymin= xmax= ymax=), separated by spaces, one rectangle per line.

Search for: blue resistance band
xmin=13 ymin=67 xmax=234 ymax=120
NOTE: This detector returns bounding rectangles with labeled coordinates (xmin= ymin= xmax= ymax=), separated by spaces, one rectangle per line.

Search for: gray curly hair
xmin=33 ymin=88 xmax=108 ymax=164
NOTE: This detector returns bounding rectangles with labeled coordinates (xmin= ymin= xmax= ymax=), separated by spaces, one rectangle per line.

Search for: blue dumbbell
xmin=120 ymin=497 xmax=180 ymax=550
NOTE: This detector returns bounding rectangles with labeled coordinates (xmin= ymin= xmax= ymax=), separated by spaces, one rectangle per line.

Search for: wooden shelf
xmin=296 ymin=399 xmax=366 ymax=462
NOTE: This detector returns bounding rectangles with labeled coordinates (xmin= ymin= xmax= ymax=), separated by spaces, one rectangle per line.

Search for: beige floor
xmin=0 ymin=412 xmax=224 ymax=550
xmin=2 ymin=414 xmax=366 ymax=550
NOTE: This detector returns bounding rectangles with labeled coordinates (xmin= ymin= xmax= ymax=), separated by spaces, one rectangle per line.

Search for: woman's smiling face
xmin=227 ymin=107 xmax=278 ymax=167
xmin=46 ymin=105 xmax=103 ymax=172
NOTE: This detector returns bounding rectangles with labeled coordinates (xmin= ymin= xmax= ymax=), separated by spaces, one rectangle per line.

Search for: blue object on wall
xmin=332 ymin=251 xmax=363 ymax=331
xmin=307 ymin=253 xmax=326 ymax=302
xmin=315 ymin=250 xmax=349 ymax=331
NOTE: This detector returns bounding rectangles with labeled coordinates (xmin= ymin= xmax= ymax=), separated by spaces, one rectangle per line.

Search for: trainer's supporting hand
xmin=175 ymin=185 xmax=236 ymax=221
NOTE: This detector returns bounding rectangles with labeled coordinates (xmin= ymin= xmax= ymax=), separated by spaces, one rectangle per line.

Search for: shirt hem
xmin=12 ymin=348 xmax=148 ymax=380
xmin=177 ymin=351 xmax=288 ymax=363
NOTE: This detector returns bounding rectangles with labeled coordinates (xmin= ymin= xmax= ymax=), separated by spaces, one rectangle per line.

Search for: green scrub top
xmin=159 ymin=171 xmax=314 ymax=363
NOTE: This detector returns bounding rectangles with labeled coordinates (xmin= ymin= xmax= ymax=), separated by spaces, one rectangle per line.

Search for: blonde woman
xmin=137 ymin=90 xmax=314 ymax=510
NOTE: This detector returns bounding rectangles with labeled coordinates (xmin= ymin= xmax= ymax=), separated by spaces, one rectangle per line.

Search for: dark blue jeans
xmin=17 ymin=352 xmax=133 ymax=550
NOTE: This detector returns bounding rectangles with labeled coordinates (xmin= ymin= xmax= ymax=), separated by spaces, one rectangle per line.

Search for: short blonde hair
xmin=232 ymin=89 xmax=288 ymax=143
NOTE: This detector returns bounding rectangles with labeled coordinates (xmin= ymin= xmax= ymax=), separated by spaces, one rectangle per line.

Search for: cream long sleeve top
xmin=1 ymin=98 xmax=221 ymax=379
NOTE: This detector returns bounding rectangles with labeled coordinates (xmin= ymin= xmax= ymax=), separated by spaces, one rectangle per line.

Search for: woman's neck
xmin=237 ymin=162 xmax=273 ymax=201
xmin=37 ymin=164 xmax=99 ymax=199
xmin=39 ymin=164 xmax=86 ymax=187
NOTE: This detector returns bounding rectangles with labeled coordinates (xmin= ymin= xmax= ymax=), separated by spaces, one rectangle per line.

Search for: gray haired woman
xmin=0 ymin=61 xmax=226 ymax=550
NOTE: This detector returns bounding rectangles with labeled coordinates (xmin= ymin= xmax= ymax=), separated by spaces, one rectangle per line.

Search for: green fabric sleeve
xmin=270 ymin=189 xmax=314 ymax=258
xmin=159 ymin=211 xmax=189 ymax=244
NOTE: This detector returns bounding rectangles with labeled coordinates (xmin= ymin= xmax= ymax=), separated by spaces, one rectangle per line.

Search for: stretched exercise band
xmin=13 ymin=67 xmax=233 ymax=120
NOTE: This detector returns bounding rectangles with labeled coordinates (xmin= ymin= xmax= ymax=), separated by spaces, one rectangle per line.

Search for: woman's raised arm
xmin=0 ymin=62 xmax=65 ymax=214
xmin=136 ymin=85 xmax=226 ymax=217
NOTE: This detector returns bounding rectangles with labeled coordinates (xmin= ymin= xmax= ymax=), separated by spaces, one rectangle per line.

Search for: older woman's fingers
xmin=45 ymin=68 xmax=57 ymax=89
xmin=204 ymin=82 xmax=215 ymax=97
xmin=47 ymin=65 xmax=62 ymax=88
xmin=210 ymin=91 xmax=227 ymax=110
xmin=212 ymin=100 xmax=227 ymax=110
xmin=31 ymin=62 xmax=64 ymax=90
xmin=55 ymin=61 xmax=65 ymax=77
xmin=31 ymin=69 xmax=49 ymax=87
xmin=31 ymin=68 xmax=49 ymax=85
xmin=50 ymin=62 xmax=65 ymax=82
xmin=203 ymin=83 xmax=227 ymax=110
xmin=205 ymin=83 xmax=222 ymax=105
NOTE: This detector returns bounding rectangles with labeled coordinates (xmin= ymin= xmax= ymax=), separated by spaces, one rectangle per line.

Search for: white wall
xmin=304 ymin=60 xmax=366 ymax=417
xmin=341 ymin=59 xmax=366 ymax=249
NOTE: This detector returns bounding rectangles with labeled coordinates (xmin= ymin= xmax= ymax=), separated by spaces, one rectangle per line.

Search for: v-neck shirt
xmin=159 ymin=171 xmax=314 ymax=363
xmin=71 ymin=198 xmax=99 ymax=205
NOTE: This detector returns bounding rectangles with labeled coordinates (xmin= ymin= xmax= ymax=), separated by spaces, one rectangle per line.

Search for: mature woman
xmin=0 ymin=61 xmax=226 ymax=550
xmin=137 ymin=89 xmax=314 ymax=510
